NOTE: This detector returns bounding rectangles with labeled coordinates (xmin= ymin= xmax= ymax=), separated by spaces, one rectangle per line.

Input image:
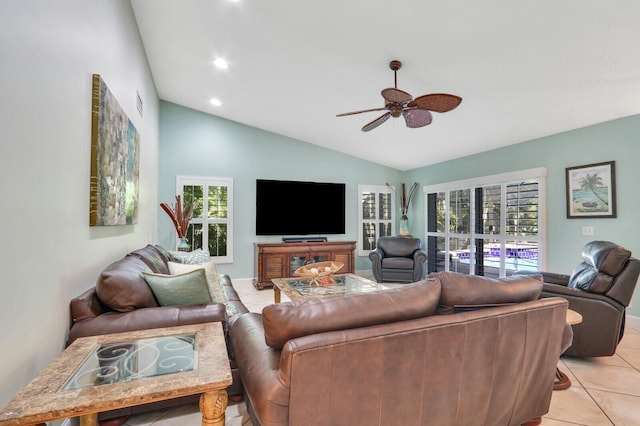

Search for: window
xmin=358 ymin=185 xmax=395 ymax=256
xmin=177 ymin=176 xmax=233 ymax=263
xmin=424 ymin=168 xmax=546 ymax=278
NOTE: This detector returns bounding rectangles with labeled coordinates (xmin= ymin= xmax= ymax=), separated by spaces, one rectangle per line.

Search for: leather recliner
xmin=521 ymin=240 xmax=640 ymax=357
xmin=369 ymin=236 xmax=427 ymax=283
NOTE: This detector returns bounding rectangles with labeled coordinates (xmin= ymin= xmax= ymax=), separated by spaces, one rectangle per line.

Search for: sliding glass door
xmin=425 ymin=169 xmax=546 ymax=278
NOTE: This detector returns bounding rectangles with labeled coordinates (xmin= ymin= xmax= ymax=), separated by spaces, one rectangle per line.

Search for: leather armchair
xmin=369 ymin=236 xmax=427 ymax=283
xmin=521 ymin=240 xmax=640 ymax=357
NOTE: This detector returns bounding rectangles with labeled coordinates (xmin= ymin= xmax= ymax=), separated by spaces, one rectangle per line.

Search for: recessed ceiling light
xmin=210 ymin=98 xmax=222 ymax=107
xmin=213 ymin=58 xmax=228 ymax=70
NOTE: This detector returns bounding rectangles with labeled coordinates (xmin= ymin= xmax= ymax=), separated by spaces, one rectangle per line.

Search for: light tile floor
xmin=125 ymin=277 xmax=640 ymax=426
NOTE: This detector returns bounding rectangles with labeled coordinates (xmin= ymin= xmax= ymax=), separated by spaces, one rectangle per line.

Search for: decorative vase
xmin=399 ymin=215 xmax=411 ymax=237
xmin=177 ymin=237 xmax=189 ymax=252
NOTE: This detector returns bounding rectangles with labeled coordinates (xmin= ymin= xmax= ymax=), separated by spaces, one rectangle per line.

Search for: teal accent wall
xmin=160 ymin=102 xmax=640 ymax=316
xmin=405 ymin=114 xmax=640 ymax=316
xmin=159 ymin=101 xmax=402 ymax=277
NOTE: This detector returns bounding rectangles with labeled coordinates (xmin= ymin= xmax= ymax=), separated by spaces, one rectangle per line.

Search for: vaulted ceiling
xmin=131 ymin=0 xmax=640 ymax=171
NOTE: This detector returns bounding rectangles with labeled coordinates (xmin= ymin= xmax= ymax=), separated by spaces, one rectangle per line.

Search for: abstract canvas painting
xmin=90 ymin=74 xmax=140 ymax=226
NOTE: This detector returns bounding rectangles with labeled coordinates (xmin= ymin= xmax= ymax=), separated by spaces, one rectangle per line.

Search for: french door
xmin=425 ymin=169 xmax=546 ymax=278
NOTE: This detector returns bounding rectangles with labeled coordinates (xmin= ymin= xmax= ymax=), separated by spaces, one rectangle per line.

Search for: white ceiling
xmin=130 ymin=0 xmax=640 ymax=171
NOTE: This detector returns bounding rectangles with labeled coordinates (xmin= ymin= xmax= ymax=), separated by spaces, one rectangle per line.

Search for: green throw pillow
xmin=142 ymin=268 xmax=213 ymax=306
xmin=167 ymin=260 xmax=219 ymax=302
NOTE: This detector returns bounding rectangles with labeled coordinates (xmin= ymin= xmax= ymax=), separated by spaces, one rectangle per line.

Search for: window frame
xmin=423 ymin=167 xmax=547 ymax=276
xmin=176 ymin=175 xmax=234 ymax=264
xmin=358 ymin=184 xmax=395 ymax=257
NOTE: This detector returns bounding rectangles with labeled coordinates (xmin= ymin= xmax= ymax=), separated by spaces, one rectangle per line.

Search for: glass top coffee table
xmin=0 ymin=323 xmax=231 ymax=426
xmin=271 ymin=273 xmax=389 ymax=303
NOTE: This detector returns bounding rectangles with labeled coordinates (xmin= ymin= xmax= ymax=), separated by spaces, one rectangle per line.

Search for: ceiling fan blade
xmin=362 ymin=112 xmax=391 ymax=132
xmin=336 ymin=107 xmax=388 ymax=117
xmin=381 ymin=88 xmax=413 ymax=104
xmin=403 ymin=109 xmax=433 ymax=128
xmin=408 ymin=94 xmax=462 ymax=113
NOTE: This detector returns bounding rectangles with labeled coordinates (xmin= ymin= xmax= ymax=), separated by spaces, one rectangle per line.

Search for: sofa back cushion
xmin=129 ymin=244 xmax=170 ymax=275
xmin=377 ymin=237 xmax=422 ymax=258
xmin=569 ymin=240 xmax=632 ymax=294
xmin=429 ymin=271 xmax=542 ymax=312
xmin=96 ymin=254 xmax=159 ymax=312
xmin=262 ymin=278 xmax=441 ymax=349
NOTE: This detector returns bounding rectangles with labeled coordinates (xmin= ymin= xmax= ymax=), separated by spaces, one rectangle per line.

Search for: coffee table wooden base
xmin=273 ymin=286 xmax=281 ymax=303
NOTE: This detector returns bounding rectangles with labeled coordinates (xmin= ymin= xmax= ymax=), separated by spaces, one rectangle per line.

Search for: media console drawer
xmin=253 ymin=241 xmax=356 ymax=290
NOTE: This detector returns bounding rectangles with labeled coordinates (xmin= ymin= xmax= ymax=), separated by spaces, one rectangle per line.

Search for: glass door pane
xmin=449 ymin=189 xmax=470 ymax=234
xmin=363 ymin=223 xmax=376 ymax=251
xmin=449 ymin=237 xmax=471 ymax=274
xmin=505 ymin=240 xmax=539 ymax=275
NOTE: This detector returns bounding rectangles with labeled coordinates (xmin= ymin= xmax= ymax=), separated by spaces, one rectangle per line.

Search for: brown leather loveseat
xmin=68 ymin=244 xmax=249 ymax=418
xmin=231 ymin=272 xmax=572 ymax=426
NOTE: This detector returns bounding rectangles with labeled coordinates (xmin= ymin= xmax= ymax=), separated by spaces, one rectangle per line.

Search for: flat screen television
xmin=256 ymin=179 xmax=346 ymax=236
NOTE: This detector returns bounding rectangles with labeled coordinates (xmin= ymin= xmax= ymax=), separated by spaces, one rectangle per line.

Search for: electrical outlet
xmin=582 ymin=226 xmax=594 ymax=236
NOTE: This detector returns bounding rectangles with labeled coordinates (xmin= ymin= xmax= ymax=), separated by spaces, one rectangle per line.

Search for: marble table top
xmin=0 ymin=323 xmax=231 ymax=425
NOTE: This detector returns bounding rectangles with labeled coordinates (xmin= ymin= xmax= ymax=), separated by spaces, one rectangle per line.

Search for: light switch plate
xmin=582 ymin=226 xmax=594 ymax=236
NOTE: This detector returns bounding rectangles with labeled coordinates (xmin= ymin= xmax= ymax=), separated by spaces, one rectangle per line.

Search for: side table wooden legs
xmin=273 ymin=286 xmax=281 ymax=303
xmin=200 ymin=389 xmax=228 ymax=426
xmin=554 ymin=367 xmax=571 ymax=390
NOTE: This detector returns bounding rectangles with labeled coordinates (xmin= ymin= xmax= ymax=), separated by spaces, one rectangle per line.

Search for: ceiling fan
xmin=336 ymin=60 xmax=462 ymax=132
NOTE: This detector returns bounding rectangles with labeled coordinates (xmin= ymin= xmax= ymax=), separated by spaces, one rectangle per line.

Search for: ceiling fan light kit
xmin=337 ymin=60 xmax=462 ymax=132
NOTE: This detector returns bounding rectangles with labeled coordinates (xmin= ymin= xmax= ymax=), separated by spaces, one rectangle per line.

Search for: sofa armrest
xmin=369 ymin=249 xmax=384 ymax=282
xmin=70 ymin=287 xmax=108 ymax=322
xmin=68 ymin=303 xmax=227 ymax=345
xmin=516 ymin=270 xmax=570 ymax=286
xmin=412 ymin=250 xmax=428 ymax=281
xmin=369 ymin=248 xmax=384 ymax=262
xmin=230 ymin=313 xmax=289 ymax=425
xmin=541 ymin=284 xmax=625 ymax=357
xmin=413 ymin=249 xmax=427 ymax=263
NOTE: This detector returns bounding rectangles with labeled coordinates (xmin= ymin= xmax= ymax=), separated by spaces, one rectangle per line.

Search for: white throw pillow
xmin=168 ymin=260 xmax=219 ymax=301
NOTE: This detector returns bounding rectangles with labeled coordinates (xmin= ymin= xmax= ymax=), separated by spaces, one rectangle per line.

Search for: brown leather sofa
xmin=369 ymin=236 xmax=428 ymax=282
xmin=519 ymin=240 xmax=640 ymax=357
xmin=67 ymin=244 xmax=249 ymax=419
xmin=231 ymin=272 xmax=572 ymax=426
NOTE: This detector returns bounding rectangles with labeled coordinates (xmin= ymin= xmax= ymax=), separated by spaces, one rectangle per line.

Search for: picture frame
xmin=566 ymin=161 xmax=616 ymax=218
xmin=90 ymin=74 xmax=140 ymax=226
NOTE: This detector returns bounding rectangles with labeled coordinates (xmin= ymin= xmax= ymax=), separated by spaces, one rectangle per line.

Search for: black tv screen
xmin=256 ymin=179 xmax=346 ymax=236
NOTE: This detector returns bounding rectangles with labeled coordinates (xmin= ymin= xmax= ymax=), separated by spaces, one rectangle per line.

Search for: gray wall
xmin=158 ymin=101 xmax=402 ymax=276
xmin=0 ymin=1 xmax=159 ymax=406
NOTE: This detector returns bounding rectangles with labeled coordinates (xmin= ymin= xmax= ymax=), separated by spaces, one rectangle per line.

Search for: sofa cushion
xmin=381 ymin=257 xmax=414 ymax=269
xmin=96 ymin=255 xmax=159 ymax=312
xmin=569 ymin=241 xmax=632 ymax=294
xmin=262 ymin=278 xmax=441 ymax=349
xmin=377 ymin=237 xmax=422 ymax=257
xmin=142 ymin=268 xmax=213 ymax=306
xmin=169 ymin=249 xmax=211 ymax=265
xmin=153 ymin=245 xmax=174 ymax=265
xmin=129 ymin=244 xmax=170 ymax=274
xmin=429 ymin=271 xmax=543 ymax=311
xmin=168 ymin=260 xmax=220 ymax=302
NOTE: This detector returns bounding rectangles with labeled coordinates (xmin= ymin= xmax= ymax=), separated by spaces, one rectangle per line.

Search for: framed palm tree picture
xmin=566 ymin=161 xmax=616 ymax=218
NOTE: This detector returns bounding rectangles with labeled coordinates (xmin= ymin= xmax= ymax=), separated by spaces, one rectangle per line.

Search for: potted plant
xmin=160 ymin=195 xmax=195 ymax=251
xmin=387 ymin=182 xmax=418 ymax=236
